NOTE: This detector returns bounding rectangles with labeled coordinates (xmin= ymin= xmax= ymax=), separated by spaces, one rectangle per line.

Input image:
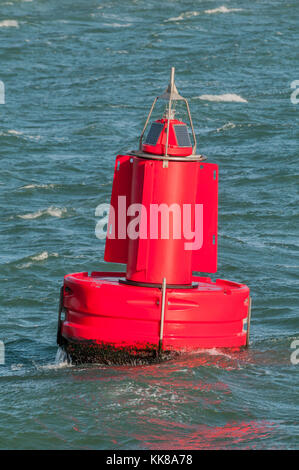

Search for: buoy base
xmin=60 ymin=339 xmax=178 ymax=365
xmin=58 ymin=272 xmax=250 ymax=364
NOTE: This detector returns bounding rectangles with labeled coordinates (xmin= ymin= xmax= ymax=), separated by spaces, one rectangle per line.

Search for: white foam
xmin=18 ymin=210 xmax=43 ymax=220
xmin=18 ymin=262 xmax=32 ymax=269
xmin=20 ymin=183 xmax=56 ymax=190
xmin=17 ymin=252 xmax=58 ymax=269
xmin=196 ymin=93 xmax=248 ymax=103
xmin=205 ymin=6 xmax=243 ymax=14
xmin=187 ymin=347 xmax=233 ymax=359
xmin=205 ymin=348 xmax=233 ymax=358
xmin=217 ymin=122 xmax=236 ymax=132
xmin=165 ymin=11 xmax=200 ymax=22
xmin=1 ymin=130 xmax=41 ymax=141
xmin=165 ymin=6 xmax=244 ymax=21
xmin=11 ymin=364 xmax=23 ymax=371
xmin=18 ymin=206 xmax=67 ymax=219
xmin=7 ymin=129 xmax=23 ymax=135
xmin=27 ymin=135 xmax=41 ymax=141
xmin=47 ymin=207 xmax=66 ymax=217
xmin=55 ymin=347 xmax=71 ymax=366
xmin=0 ymin=20 xmax=19 ymax=28
xmin=103 ymin=23 xmax=132 ymax=28
xmin=34 ymin=349 xmax=72 ymax=370
xmin=31 ymin=251 xmax=49 ymax=261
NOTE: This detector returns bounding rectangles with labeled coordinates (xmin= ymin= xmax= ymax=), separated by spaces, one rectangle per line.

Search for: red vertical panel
xmin=126 ymin=160 xmax=198 ymax=285
xmin=125 ymin=158 xmax=147 ymax=275
xmin=192 ymin=162 xmax=218 ymax=273
xmin=136 ymin=161 xmax=154 ymax=272
xmin=104 ymin=155 xmax=133 ymax=263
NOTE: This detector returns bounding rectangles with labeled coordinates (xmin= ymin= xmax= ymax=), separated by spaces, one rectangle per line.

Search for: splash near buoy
xmin=57 ymin=68 xmax=251 ymax=364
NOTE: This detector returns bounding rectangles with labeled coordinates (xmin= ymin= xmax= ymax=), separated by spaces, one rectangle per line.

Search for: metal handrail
xmin=158 ymin=277 xmax=167 ymax=355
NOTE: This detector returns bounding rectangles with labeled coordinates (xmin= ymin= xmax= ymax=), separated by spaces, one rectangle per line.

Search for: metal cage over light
xmin=130 ymin=67 xmax=204 ymax=162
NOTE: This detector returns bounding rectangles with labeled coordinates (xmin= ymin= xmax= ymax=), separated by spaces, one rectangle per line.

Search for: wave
xmin=31 ymin=251 xmax=50 ymax=262
xmin=165 ymin=11 xmax=200 ymax=22
xmin=103 ymin=23 xmax=132 ymax=28
xmin=0 ymin=130 xmax=41 ymax=141
xmin=196 ymin=93 xmax=248 ymax=103
xmin=17 ymin=206 xmax=67 ymax=219
xmin=19 ymin=183 xmax=56 ymax=190
xmin=17 ymin=251 xmax=58 ymax=269
xmin=189 ymin=347 xmax=235 ymax=360
xmin=217 ymin=122 xmax=236 ymax=132
xmin=35 ymin=348 xmax=72 ymax=370
xmin=165 ymin=6 xmax=243 ymax=22
xmin=7 ymin=129 xmax=22 ymax=135
xmin=0 ymin=20 xmax=19 ymax=28
xmin=11 ymin=364 xmax=23 ymax=371
xmin=204 ymin=6 xmax=243 ymax=14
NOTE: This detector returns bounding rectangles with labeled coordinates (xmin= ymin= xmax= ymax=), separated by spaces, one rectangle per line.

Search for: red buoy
xmin=57 ymin=68 xmax=251 ymax=364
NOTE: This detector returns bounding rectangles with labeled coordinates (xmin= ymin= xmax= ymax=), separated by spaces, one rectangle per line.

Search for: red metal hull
xmin=59 ymin=272 xmax=250 ymax=362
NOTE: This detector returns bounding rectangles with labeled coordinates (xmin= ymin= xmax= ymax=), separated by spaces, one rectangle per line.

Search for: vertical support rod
xmin=165 ymin=67 xmax=175 ymax=158
xmin=57 ymin=285 xmax=64 ymax=346
xmin=139 ymin=97 xmax=158 ymax=151
xmin=158 ymin=277 xmax=167 ymax=355
xmin=184 ymin=98 xmax=197 ymax=155
xmin=164 ymin=100 xmax=172 ymax=158
xmin=246 ymin=297 xmax=252 ymax=348
xmin=170 ymin=66 xmax=175 ymax=89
